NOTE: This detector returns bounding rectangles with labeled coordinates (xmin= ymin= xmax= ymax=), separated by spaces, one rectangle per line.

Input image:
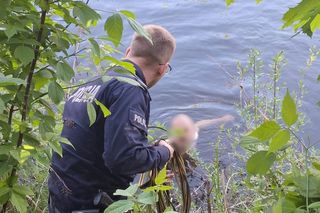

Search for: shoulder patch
xmin=129 ymin=108 xmax=147 ymax=133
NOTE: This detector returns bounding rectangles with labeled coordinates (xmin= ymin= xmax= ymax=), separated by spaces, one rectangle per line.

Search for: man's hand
xmin=159 ymin=140 xmax=174 ymax=159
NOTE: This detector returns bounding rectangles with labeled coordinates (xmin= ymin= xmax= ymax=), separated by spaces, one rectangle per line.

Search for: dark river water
xmin=91 ymin=0 xmax=320 ymax=161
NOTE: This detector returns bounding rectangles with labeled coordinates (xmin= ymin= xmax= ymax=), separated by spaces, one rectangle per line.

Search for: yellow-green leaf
xmin=48 ymin=81 xmax=64 ymax=104
xmin=310 ymin=14 xmax=320 ymax=32
xmin=14 ymin=46 xmax=34 ymax=66
xmin=87 ymin=102 xmax=96 ymax=127
xmin=56 ymin=61 xmax=74 ymax=82
xmin=281 ymin=90 xmax=298 ymax=127
xmin=226 ymin=0 xmax=235 ymax=6
xmin=269 ymin=129 xmax=290 ymax=153
xmin=94 ymin=99 xmax=111 ymax=118
xmin=155 ymin=165 xmax=167 ymax=185
xmin=104 ymin=13 xmax=123 ymax=47
xmin=246 ymin=151 xmax=276 ymax=175
xmin=249 ymin=120 xmax=280 ymax=142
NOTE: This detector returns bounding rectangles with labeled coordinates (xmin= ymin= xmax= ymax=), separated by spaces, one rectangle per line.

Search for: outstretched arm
xmin=195 ymin=114 xmax=234 ymax=129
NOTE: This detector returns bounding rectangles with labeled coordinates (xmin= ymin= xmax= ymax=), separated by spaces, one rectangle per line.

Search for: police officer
xmin=48 ymin=25 xmax=176 ymax=212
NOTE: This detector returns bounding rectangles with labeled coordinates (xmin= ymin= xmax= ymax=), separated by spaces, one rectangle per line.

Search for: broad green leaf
xmin=310 ymin=14 xmax=320 ymax=32
xmin=240 ymin=135 xmax=262 ymax=147
xmin=0 ymin=75 xmax=25 ymax=87
xmin=246 ymin=151 xmax=276 ymax=175
xmin=309 ymin=201 xmax=320 ymax=209
xmin=249 ymin=120 xmax=280 ymax=142
xmin=94 ymin=99 xmax=111 ymax=118
xmin=282 ymin=0 xmax=320 ymax=37
xmin=73 ymin=1 xmax=101 ymax=26
xmin=14 ymin=46 xmax=34 ymax=66
xmin=144 ymin=185 xmax=172 ymax=192
xmin=120 ymin=10 xmax=136 ymax=20
xmin=0 ymin=186 xmax=10 ymax=197
xmin=103 ymin=56 xmax=136 ymax=74
xmin=127 ymin=17 xmax=153 ymax=45
xmin=293 ymin=175 xmax=320 ymax=198
xmin=48 ymin=81 xmax=64 ymax=104
xmin=89 ymin=38 xmax=100 ymax=57
xmin=269 ymin=129 xmax=291 ymax=153
xmin=56 ymin=61 xmax=74 ymax=82
xmin=225 ymin=0 xmax=235 ymax=6
xmin=272 ymin=198 xmax=296 ymax=213
xmin=87 ymin=102 xmax=96 ymax=127
xmin=114 ymin=76 xmax=143 ymax=88
xmin=113 ymin=184 xmax=138 ymax=197
xmin=0 ymin=163 xmax=13 ymax=180
xmin=137 ymin=191 xmax=157 ymax=205
xmin=10 ymin=190 xmax=28 ymax=213
xmin=155 ymin=166 xmax=167 ymax=185
xmin=12 ymin=185 xmax=33 ymax=196
xmin=59 ymin=137 xmax=75 ymax=149
xmin=48 ymin=140 xmax=63 ymax=157
xmin=104 ymin=13 xmax=123 ymax=47
xmin=104 ymin=200 xmax=134 ymax=213
xmin=281 ymin=90 xmax=298 ymax=127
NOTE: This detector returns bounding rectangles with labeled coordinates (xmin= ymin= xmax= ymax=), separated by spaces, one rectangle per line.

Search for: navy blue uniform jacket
xmin=48 ymin=61 xmax=170 ymax=211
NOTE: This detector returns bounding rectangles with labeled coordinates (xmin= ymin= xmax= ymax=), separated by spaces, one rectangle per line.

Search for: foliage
xmin=0 ymin=0 xmax=149 ymax=212
xmin=104 ymin=166 xmax=177 ymax=213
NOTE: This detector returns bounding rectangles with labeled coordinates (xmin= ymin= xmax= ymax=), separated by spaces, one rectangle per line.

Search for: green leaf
xmin=225 ymin=0 xmax=235 ymax=6
xmin=127 ymin=17 xmax=153 ymax=45
xmin=48 ymin=140 xmax=62 ymax=157
xmin=309 ymin=201 xmax=320 ymax=209
xmin=269 ymin=129 xmax=291 ymax=153
xmin=0 ymin=75 xmax=25 ymax=87
xmin=120 ymin=10 xmax=136 ymax=20
xmin=155 ymin=166 xmax=167 ymax=185
xmin=272 ymin=198 xmax=296 ymax=213
xmin=56 ymin=61 xmax=74 ymax=82
xmin=89 ymin=38 xmax=100 ymax=57
xmin=249 ymin=120 xmax=281 ymax=142
xmin=73 ymin=1 xmax=101 ymax=27
xmin=0 ymin=163 xmax=13 ymax=180
xmin=104 ymin=13 xmax=123 ymax=47
xmin=282 ymin=90 xmax=298 ymax=127
xmin=246 ymin=151 xmax=276 ymax=175
xmin=240 ymin=135 xmax=262 ymax=147
xmin=10 ymin=190 xmax=28 ymax=213
xmin=94 ymin=99 xmax=111 ymax=118
xmin=137 ymin=191 xmax=157 ymax=205
xmin=310 ymin=14 xmax=320 ymax=32
xmin=113 ymin=184 xmax=138 ymax=197
xmin=48 ymin=81 xmax=64 ymax=104
xmin=87 ymin=102 xmax=96 ymax=127
xmin=0 ymin=186 xmax=10 ymax=198
xmin=256 ymin=0 xmax=263 ymax=3
xmin=104 ymin=200 xmax=134 ymax=213
xmin=14 ymin=46 xmax=34 ymax=66
xmin=12 ymin=185 xmax=33 ymax=196
xmin=103 ymin=56 xmax=136 ymax=74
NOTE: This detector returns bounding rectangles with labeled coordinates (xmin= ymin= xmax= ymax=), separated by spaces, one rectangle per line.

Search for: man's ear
xmin=158 ymin=64 xmax=167 ymax=76
xmin=125 ymin=47 xmax=131 ymax=57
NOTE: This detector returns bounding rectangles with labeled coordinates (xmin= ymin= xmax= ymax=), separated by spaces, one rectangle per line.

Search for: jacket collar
xmin=122 ymin=59 xmax=147 ymax=85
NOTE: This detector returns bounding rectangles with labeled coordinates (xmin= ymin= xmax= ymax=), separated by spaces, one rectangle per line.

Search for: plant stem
xmin=272 ymin=60 xmax=278 ymax=120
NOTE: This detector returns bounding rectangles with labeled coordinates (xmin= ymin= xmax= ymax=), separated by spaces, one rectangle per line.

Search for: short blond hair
xmin=130 ymin=24 xmax=176 ymax=64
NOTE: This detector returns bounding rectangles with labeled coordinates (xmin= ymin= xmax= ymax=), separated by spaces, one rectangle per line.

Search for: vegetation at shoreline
xmin=0 ymin=0 xmax=319 ymax=212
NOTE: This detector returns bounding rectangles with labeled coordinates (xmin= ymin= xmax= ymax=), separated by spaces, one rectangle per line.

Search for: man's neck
xmin=124 ymin=57 xmax=154 ymax=88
